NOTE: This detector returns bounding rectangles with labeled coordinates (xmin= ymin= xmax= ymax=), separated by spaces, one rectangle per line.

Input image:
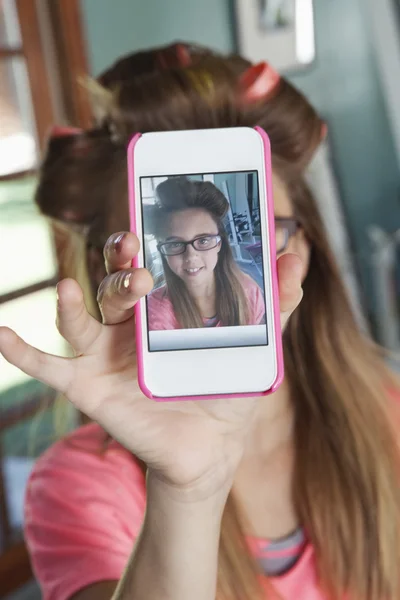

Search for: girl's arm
xmin=70 ymin=476 xmax=229 ymax=600
xmin=112 ymin=475 xmax=229 ymax=600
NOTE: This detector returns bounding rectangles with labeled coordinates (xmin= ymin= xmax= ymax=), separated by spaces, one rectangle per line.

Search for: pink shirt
xmin=147 ymin=275 xmax=266 ymax=330
xmin=24 ymin=423 xmax=328 ymax=600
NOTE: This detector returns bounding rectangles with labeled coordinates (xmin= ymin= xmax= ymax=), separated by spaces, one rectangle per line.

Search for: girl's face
xmin=160 ymin=208 xmax=221 ymax=287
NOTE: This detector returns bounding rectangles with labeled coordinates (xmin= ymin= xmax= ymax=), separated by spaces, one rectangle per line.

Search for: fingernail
xmin=56 ymin=284 xmax=61 ymax=308
xmin=122 ymin=272 xmax=132 ymax=291
xmin=114 ymin=233 xmax=126 ymax=253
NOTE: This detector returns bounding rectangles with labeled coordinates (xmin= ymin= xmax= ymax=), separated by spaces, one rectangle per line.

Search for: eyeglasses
xmin=88 ymin=218 xmax=301 ymax=257
xmin=275 ymin=217 xmax=301 ymax=254
xmin=157 ymin=235 xmax=222 ymax=256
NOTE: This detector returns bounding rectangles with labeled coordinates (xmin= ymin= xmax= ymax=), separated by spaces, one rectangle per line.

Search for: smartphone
xmin=127 ymin=127 xmax=283 ymax=400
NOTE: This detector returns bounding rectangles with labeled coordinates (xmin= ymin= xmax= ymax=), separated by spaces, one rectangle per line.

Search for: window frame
xmin=0 ymin=0 xmax=91 ymax=590
xmin=0 ymin=0 xmax=91 ymax=182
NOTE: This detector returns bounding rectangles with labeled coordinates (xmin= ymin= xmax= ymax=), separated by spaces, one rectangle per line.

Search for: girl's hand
xmin=0 ymin=232 xmax=303 ymax=501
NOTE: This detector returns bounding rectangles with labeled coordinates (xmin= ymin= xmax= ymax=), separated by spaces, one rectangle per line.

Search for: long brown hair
xmin=35 ymin=42 xmax=400 ymax=599
xmin=152 ymin=176 xmax=250 ymax=327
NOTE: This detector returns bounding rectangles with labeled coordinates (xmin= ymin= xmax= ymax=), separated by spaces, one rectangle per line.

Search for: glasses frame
xmin=275 ymin=217 xmax=301 ymax=254
xmin=157 ymin=234 xmax=222 ymax=257
xmin=86 ymin=218 xmax=301 ymax=258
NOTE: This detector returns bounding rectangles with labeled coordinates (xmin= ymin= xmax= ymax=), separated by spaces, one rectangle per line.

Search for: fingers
xmin=56 ymin=279 xmax=102 ymax=354
xmin=100 ymin=232 xmax=153 ymax=324
xmin=277 ymin=253 xmax=303 ymax=330
xmin=98 ymin=267 xmax=153 ymax=325
xmin=0 ymin=327 xmax=73 ymax=394
xmin=104 ymin=232 xmax=140 ymax=275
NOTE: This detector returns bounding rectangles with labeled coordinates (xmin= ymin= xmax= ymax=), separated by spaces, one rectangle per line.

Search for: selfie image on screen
xmin=141 ymin=172 xmax=268 ymax=351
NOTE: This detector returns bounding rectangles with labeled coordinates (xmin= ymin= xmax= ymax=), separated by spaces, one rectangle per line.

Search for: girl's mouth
xmin=184 ymin=267 xmax=203 ymax=276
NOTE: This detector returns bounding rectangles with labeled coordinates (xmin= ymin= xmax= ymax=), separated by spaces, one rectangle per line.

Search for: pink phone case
xmin=127 ymin=127 xmax=284 ymax=401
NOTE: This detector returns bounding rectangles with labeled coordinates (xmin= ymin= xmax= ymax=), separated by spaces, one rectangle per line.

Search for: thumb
xmin=278 ymin=253 xmax=304 ymax=330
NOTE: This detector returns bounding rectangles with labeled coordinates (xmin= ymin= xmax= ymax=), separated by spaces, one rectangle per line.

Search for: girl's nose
xmin=184 ymin=243 xmax=198 ymax=257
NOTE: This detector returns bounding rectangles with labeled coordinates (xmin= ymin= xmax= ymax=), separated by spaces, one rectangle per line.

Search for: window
xmin=0 ymin=1 xmax=90 ymax=595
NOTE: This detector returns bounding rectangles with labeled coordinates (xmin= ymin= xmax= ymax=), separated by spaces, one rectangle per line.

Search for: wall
xmin=288 ymin=0 xmax=399 ymax=320
xmin=80 ymin=0 xmax=400 ymax=323
xmin=365 ymin=0 xmax=400 ymax=169
xmin=80 ymin=0 xmax=234 ymax=75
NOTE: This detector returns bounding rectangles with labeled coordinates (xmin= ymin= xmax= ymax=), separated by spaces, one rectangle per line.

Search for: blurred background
xmin=0 ymin=0 xmax=399 ymax=597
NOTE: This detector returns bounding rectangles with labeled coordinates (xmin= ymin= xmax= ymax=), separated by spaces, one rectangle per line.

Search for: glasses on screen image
xmin=157 ymin=235 xmax=222 ymax=256
xmin=156 ymin=219 xmax=300 ymax=257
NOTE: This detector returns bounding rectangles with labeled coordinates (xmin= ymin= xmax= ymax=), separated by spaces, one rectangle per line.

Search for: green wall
xmin=81 ymin=0 xmax=234 ymax=75
xmin=289 ymin=0 xmax=399 ymax=318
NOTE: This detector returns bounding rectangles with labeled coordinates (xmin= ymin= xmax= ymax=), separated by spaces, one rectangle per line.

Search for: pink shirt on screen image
xmin=24 ymin=423 xmax=329 ymax=600
xmin=147 ymin=274 xmax=266 ymax=330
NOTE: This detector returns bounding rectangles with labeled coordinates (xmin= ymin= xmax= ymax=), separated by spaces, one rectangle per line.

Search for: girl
xmin=0 ymin=42 xmax=399 ymax=600
xmin=147 ymin=176 xmax=265 ymax=330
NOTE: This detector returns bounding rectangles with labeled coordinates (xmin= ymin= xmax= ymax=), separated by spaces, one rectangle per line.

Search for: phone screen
xmin=140 ymin=171 xmax=269 ymax=352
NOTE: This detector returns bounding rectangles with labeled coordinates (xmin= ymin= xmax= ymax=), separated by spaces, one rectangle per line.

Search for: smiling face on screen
xmin=160 ymin=208 xmax=221 ymax=289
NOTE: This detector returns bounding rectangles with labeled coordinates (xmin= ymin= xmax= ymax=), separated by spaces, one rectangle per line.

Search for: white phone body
xmin=127 ymin=127 xmax=283 ymax=400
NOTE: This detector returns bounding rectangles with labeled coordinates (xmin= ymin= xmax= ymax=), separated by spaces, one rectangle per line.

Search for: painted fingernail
xmin=122 ymin=272 xmax=132 ymax=291
xmin=114 ymin=233 xmax=126 ymax=253
xmin=56 ymin=284 xmax=61 ymax=308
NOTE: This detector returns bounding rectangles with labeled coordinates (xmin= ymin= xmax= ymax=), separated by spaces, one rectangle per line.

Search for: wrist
xmin=146 ymin=468 xmax=233 ymax=514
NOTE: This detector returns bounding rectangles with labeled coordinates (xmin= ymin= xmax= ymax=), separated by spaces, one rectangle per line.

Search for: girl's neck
xmin=233 ymin=381 xmax=298 ymax=539
xmin=187 ymin=277 xmax=217 ymax=319
xmin=244 ymin=381 xmax=294 ymax=458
